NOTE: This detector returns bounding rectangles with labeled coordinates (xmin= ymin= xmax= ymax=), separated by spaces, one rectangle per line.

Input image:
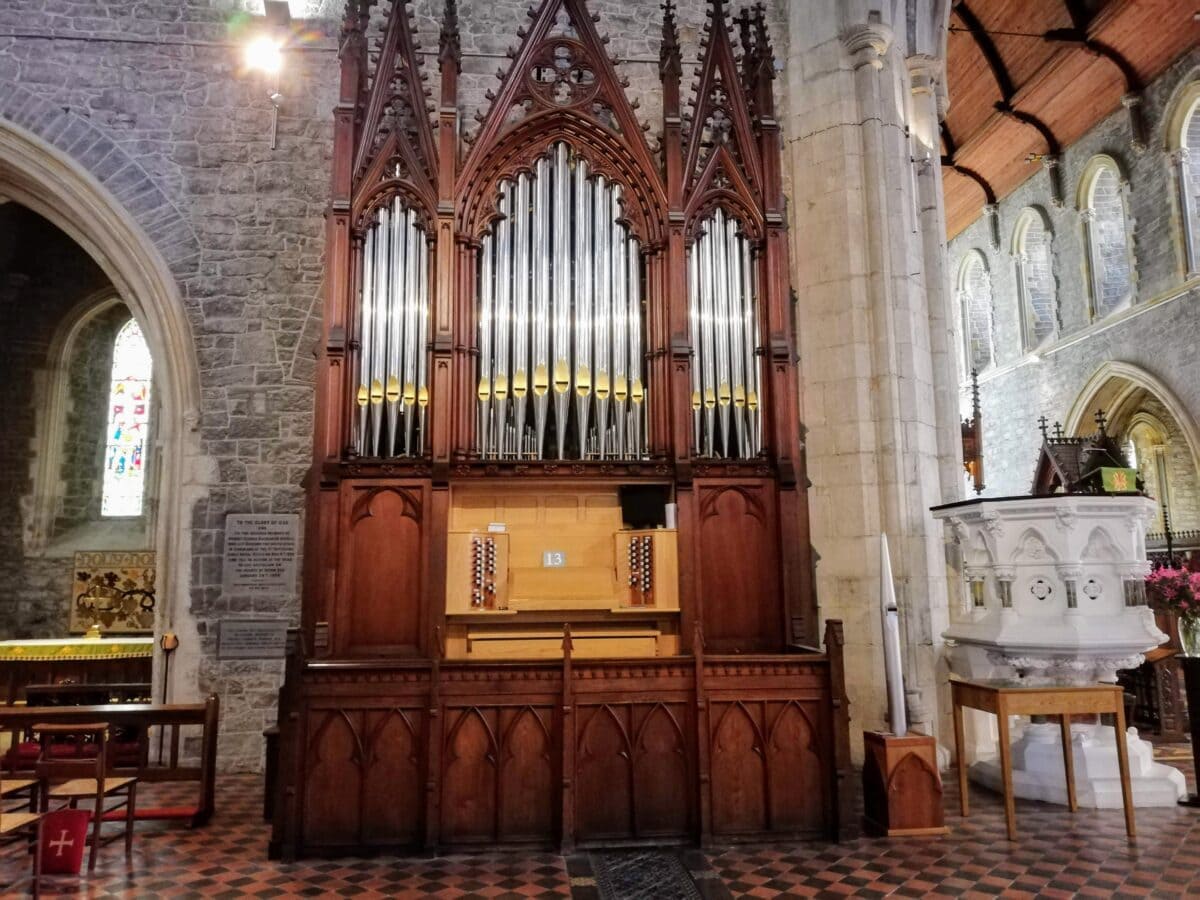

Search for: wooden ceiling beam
xmin=951 ymin=0 xmax=1015 ymax=101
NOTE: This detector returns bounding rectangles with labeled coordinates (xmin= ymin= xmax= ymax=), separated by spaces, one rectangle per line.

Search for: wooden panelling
xmin=276 ymin=646 xmax=844 ymax=857
xmin=301 ymin=705 xmax=427 ymax=850
xmin=695 ymin=481 xmax=782 ymax=652
xmin=336 ymin=483 xmax=427 ymax=655
xmin=440 ymin=704 xmax=557 ymax=844
xmin=709 ymin=698 xmax=828 ymax=838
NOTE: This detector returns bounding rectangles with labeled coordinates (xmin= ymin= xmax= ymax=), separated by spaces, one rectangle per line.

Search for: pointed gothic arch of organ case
xmin=274 ymin=0 xmax=847 ymax=857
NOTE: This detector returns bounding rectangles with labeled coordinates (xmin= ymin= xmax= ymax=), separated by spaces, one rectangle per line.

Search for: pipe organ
xmin=353 ymin=197 xmax=430 ymax=457
xmin=476 ymin=143 xmax=646 ymax=461
xmin=688 ymin=208 xmax=761 ymax=458
xmin=277 ymin=0 xmax=845 ymax=859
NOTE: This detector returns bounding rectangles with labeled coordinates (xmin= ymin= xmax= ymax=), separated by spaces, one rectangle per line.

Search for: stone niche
xmin=933 ymin=493 xmax=1186 ymax=808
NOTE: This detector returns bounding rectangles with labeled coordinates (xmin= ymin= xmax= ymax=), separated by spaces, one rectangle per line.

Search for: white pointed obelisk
xmin=880 ymin=533 xmax=908 ymax=736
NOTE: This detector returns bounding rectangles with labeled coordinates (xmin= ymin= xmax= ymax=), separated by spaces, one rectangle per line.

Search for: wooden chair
xmin=33 ymin=722 xmax=136 ymax=872
xmin=1 ymin=773 xmax=43 ymax=897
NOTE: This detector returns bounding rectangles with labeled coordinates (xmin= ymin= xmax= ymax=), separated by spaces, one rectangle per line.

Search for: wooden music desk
xmin=950 ymin=677 xmax=1135 ymax=841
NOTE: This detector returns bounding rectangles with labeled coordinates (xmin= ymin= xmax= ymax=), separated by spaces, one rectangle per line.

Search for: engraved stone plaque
xmin=218 ymin=619 xmax=288 ymax=659
xmin=222 ymin=514 xmax=300 ymax=597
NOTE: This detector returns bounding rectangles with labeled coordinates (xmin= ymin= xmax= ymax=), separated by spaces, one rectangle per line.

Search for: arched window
xmin=957 ymin=252 xmax=994 ymax=376
xmin=100 ymin=318 xmax=153 ymax=517
xmin=1079 ymin=158 xmax=1133 ymax=319
xmin=1012 ymin=209 xmax=1058 ymax=350
xmin=1168 ymin=85 xmax=1200 ymax=278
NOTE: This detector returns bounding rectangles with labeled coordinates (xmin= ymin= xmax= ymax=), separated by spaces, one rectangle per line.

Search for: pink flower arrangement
xmin=1144 ymin=567 xmax=1200 ymax=618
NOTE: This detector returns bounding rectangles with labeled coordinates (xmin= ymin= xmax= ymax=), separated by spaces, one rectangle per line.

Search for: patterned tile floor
xmin=2 ymin=748 xmax=1199 ymax=898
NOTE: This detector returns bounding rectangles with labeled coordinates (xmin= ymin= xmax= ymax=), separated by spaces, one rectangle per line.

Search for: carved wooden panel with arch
xmin=302 ymin=704 xmax=427 ymax=850
xmin=574 ymin=700 xmax=693 ymax=841
xmin=695 ymin=480 xmax=782 ymax=651
xmin=709 ymin=697 xmax=827 ymax=837
xmin=336 ymin=481 xmax=429 ymax=656
xmin=440 ymin=704 xmax=558 ymax=844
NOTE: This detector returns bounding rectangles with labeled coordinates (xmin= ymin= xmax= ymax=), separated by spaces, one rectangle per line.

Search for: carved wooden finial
xmin=438 ymin=0 xmax=461 ymax=72
xmin=660 ymin=0 xmax=681 ymax=78
xmin=1038 ymin=415 xmax=1049 ymax=440
xmin=1094 ymin=408 xmax=1108 ymax=435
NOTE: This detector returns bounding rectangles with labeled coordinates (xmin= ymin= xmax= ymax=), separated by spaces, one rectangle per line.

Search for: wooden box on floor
xmin=861 ymin=731 xmax=948 ymax=837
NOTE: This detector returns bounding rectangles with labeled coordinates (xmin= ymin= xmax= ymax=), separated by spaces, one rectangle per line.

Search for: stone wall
xmin=949 ymin=49 xmax=1200 ymax=523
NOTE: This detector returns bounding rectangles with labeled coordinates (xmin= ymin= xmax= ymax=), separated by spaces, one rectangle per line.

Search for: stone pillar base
xmin=969 ymin=722 xmax=1186 ymax=808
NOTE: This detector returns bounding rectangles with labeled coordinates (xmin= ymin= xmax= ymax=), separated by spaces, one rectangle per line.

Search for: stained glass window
xmin=101 ymin=319 xmax=152 ymax=517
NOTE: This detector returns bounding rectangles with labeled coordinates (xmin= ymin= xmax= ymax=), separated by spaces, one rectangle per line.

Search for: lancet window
xmin=1080 ymin=159 xmax=1133 ymax=319
xmin=687 ymin=208 xmax=761 ymax=458
xmin=958 ymin=251 xmax=994 ymax=375
xmin=101 ymin=318 xmax=152 ymax=517
xmin=475 ymin=142 xmax=646 ymax=461
xmin=352 ymin=197 xmax=430 ymax=458
xmin=1012 ymin=209 xmax=1057 ymax=350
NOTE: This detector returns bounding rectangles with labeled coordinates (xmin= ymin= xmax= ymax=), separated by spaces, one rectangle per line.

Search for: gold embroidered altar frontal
xmin=71 ymin=551 xmax=157 ymax=633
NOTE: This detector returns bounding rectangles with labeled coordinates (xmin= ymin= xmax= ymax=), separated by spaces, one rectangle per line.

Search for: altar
xmin=0 ymin=636 xmax=153 ymax=704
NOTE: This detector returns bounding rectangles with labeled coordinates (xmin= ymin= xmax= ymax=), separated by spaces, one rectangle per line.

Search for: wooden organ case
xmin=272 ymin=0 xmax=850 ymax=857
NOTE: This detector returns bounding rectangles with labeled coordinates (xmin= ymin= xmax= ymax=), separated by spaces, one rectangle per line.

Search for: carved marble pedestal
xmin=933 ymin=494 xmax=1185 ymax=808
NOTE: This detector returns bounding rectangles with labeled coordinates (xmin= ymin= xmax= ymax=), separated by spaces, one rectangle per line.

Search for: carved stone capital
xmin=906 ymin=53 xmax=939 ymax=95
xmin=841 ymin=20 xmax=894 ymax=71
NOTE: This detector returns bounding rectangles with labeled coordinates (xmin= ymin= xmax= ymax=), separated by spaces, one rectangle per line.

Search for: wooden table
xmin=950 ymin=678 xmax=1135 ymax=841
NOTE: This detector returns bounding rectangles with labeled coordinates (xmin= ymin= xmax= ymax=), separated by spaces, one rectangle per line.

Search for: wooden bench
xmin=0 ymin=696 xmax=219 ymax=827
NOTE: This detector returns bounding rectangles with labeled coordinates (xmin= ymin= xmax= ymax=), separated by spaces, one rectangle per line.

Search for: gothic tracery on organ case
xmin=275 ymin=0 xmax=846 ymax=857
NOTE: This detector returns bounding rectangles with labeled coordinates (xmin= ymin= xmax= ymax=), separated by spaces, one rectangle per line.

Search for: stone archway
xmin=0 ymin=117 xmax=209 ymax=703
xmin=1066 ymin=361 xmax=1200 ymax=535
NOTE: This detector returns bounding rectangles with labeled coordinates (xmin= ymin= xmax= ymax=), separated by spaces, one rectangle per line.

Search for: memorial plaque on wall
xmin=222 ymin=514 xmax=300 ymax=597
xmin=218 ymin=619 xmax=288 ymax=659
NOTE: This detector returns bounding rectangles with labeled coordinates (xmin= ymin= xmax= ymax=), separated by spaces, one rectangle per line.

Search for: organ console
xmin=273 ymin=0 xmax=848 ymax=858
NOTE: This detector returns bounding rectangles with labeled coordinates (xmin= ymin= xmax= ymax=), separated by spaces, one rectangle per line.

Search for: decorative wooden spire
xmin=683 ymin=0 xmax=762 ymax=197
xmin=352 ymin=0 xmax=438 ymax=205
xmin=660 ymin=0 xmax=681 ymax=81
xmin=456 ymin=0 xmax=666 ymax=242
xmin=439 ymin=0 xmax=461 ymax=74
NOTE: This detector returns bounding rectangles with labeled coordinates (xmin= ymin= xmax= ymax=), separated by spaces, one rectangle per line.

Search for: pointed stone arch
xmin=0 ymin=115 xmax=208 ymax=703
xmin=1064 ymin=361 xmax=1200 ymax=483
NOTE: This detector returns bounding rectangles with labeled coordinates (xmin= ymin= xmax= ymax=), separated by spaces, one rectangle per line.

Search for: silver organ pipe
xmin=552 ymin=143 xmax=571 ymax=460
xmin=593 ymin=176 xmax=611 ymax=459
xmin=512 ymin=173 xmax=531 ymax=458
xmin=353 ymin=198 xmax=430 ymax=457
xmin=477 ymin=236 xmax=494 ymax=456
xmin=688 ymin=209 xmax=761 ymax=458
xmin=573 ymin=158 xmax=593 ymax=453
xmin=356 ymin=227 xmax=375 ymax=453
xmin=369 ymin=205 xmax=389 ymax=454
xmin=532 ymin=157 xmax=551 ymax=458
xmin=686 ymin=242 xmax=701 ymax=454
xmin=627 ymin=238 xmax=644 ymax=458
xmin=476 ymin=142 xmax=646 ymax=461
xmin=493 ymin=186 xmax=512 ymax=457
xmin=611 ymin=186 xmax=628 ymax=460
xmin=699 ymin=224 xmax=717 ymax=458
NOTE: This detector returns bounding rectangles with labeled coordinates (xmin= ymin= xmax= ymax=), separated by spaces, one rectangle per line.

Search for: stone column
xmin=784 ymin=5 xmax=955 ymax=755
